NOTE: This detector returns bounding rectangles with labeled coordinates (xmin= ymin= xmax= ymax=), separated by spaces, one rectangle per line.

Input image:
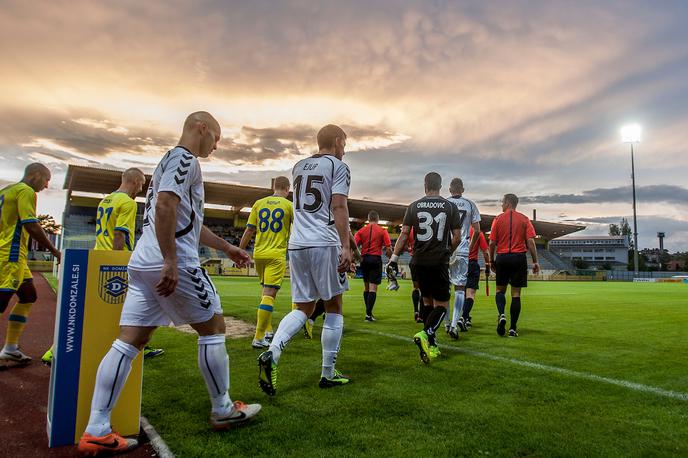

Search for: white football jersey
xmin=129 ymin=146 xmax=205 ymax=270
xmin=289 ymin=154 xmax=350 ymax=248
xmin=446 ymin=195 xmax=481 ymax=256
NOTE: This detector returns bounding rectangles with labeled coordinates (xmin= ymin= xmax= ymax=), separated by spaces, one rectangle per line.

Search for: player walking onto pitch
xmin=0 ymin=163 xmax=61 ymax=367
xmin=354 ymin=210 xmax=392 ymax=321
xmin=258 ymin=124 xmax=353 ymax=395
xmin=459 ymin=225 xmax=491 ymax=330
xmin=78 ymin=112 xmax=260 ymax=457
xmin=239 ymin=176 xmax=293 ymax=349
xmin=446 ymin=178 xmax=481 ymax=340
xmin=388 ymin=173 xmax=461 ymax=364
xmin=42 ymin=168 xmax=164 ymax=366
xmin=488 ymin=193 xmax=539 ymax=337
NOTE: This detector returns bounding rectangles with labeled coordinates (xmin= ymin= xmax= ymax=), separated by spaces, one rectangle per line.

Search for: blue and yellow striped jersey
xmin=247 ymin=196 xmax=293 ymax=259
xmin=0 ymin=182 xmax=39 ymax=262
xmin=94 ymin=192 xmax=137 ymax=251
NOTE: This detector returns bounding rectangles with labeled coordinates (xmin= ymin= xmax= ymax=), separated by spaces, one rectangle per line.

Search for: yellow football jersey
xmin=94 ymin=192 xmax=137 ymax=251
xmin=247 ymin=196 xmax=293 ymax=260
xmin=0 ymin=182 xmax=38 ymax=263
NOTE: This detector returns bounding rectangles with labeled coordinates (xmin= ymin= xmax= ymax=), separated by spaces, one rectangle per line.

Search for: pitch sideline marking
xmin=141 ymin=416 xmax=175 ymax=458
xmin=222 ymin=298 xmax=688 ymax=402
xmin=356 ymin=328 xmax=688 ymax=402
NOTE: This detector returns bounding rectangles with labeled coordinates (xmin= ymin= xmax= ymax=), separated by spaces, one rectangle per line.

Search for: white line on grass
xmin=356 ymin=328 xmax=688 ymax=402
xmin=141 ymin=416 xmax=175 ymax=458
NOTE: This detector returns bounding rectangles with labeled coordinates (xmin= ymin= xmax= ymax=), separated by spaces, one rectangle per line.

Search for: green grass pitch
xmin=48 ymin=273 xmax=688 ymax=457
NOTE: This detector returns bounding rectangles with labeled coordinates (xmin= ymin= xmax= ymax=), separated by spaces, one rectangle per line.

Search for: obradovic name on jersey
xmin=446 ymin=195 xmax=481 ymax=256
xmin=289 ymin=154 xmax=350 ymax=248
xmin=129 ymin=146 xmax=204 ymax=270
xmin=403 ymin=196 xmax=461 ymax=266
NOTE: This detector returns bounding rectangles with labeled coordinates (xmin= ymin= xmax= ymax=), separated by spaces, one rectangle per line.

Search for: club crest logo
xmin=98 ymin=265 xmax=129 ymax=304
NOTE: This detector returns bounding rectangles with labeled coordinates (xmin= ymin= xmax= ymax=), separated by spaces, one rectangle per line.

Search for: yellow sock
xmin=292 ymin=303 xmax=298 ymax=311
xmin=5 ymin=302 xmax=33 ymax=348
xmin=255 ymin=296 xmax=275 ymax=340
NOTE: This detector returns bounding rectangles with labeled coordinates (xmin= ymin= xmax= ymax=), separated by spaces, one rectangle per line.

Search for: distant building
xmin=549 ymin=236 xmax=629 ymax=269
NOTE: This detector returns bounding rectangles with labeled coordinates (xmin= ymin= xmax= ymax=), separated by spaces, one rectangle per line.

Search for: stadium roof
xmin=64 ymin=164 xmax=585 ymax=240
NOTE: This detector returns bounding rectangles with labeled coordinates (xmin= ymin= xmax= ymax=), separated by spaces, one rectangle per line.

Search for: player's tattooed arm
xmin=200 ymin=225 xmax=251 ymax=268
xmin=155 ymin=191 xmax=181 ymax=296
xmin=332 ymin=194 xmax=352 ymax=273
xmin=239 ymin=226 xmax=256 ymax=250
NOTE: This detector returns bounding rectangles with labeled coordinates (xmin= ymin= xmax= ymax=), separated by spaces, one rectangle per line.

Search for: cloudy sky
xmin=1 ymin=0 xmax=687 ymax=250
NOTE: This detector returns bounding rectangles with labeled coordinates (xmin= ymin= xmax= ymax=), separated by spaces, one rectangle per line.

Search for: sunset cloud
xmin=1 ymin=0 xmax=687 ymax=250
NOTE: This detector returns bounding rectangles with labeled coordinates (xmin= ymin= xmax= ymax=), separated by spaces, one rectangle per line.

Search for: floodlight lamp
xmin=621 ymin=123 xmax=641 ymax=143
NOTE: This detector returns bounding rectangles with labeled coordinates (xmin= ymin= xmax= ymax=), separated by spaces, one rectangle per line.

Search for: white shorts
xmin=449 ymin=255 xmax=469 ymax=287
xmin=289 ymin=246 xmax=349 ymax=303
xmin=120 ymin=267 xmax=222 ymax=327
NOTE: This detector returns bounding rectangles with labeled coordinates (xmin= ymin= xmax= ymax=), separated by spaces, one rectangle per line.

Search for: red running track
xmin=0 ymin=273 xmax=155 ymax=457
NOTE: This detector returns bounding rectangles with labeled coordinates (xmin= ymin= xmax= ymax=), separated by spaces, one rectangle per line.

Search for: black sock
xmin=412 ymin=289 xmax=420 ymax=313
xmin=368 ymin=292 xmax=377 ymax=315
xmin=496 ymin=292 xmax=506 ymax=315
xmin=510 ymin=297 xmax=521 ymax=330
xmin=364 ymin=291 xmax=370 ymax=316
xmin=310 ymin=299 xmax=326 ymax=321
xmin=421 ymin=304 xmax=433 ymax=322
xmin=424 ymin=306 xmax=447 ymax=346
xmin=462 ymin=298 xmax=474 ymax=320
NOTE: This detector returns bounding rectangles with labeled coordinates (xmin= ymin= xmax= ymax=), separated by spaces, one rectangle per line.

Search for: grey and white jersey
xmin=446 ymin=195 xmax=481 ymax=256
xmin=289 ymin=154 xmax=350 ymax=248
xmin=129 ymin=146 xmax=205 ymax=270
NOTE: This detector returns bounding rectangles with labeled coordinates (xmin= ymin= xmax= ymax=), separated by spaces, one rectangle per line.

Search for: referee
xmin=488 ymin=194 xmax=540 ymax=337
xmin=354 ymin=210 xmax=392 ymax=321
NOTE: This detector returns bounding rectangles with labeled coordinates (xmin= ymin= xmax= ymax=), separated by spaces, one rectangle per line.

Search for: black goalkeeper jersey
xmin=403 ymin=195 xmax=461 ymax=266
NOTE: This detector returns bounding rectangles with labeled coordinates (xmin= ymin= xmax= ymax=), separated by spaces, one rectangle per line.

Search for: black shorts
xmin=495 ymin=253 xmax=528 ymax=288
xmin=360 ymin=255 xmax=383 ymax=285
xmin=410 ymin=263 xmax=450 ymax=302
xmin=466 ymin=260 xmax=481 ymax=290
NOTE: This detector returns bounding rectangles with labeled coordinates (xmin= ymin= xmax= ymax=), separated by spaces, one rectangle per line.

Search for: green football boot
xmin=41 ymin=347 xmax=54 ymax=366
xmin=319 ymin=368 xmax=351 ymax=388
xmin=413 ymin=330 xmax=431 ymax=365
xmin=257 ymin=351 xmax=278 ymax=396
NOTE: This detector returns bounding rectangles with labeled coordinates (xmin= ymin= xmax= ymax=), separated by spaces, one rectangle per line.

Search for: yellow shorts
xmin=255 ymin=257 xmax=287 ymax=290
xmin=0 ymin=260 xmax=33 ymax=292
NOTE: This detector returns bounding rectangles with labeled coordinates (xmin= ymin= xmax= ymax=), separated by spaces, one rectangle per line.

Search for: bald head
xmin=120 ymin=167 xmax=146 ymax=198
xmin=22 ymin=162 xmax=51 ymax=192
xmin=122 ymin=168 xmax=145 ymax=184
xmin=179 ymin=111 xmax=221 ymax=159
xmin=184 ymin=111 xmax=220 ymax=133
xmin=24 ymin=162 xmax=50 ymax=178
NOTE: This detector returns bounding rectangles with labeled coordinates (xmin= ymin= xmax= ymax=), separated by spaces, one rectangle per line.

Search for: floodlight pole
xmin=630 ymin=143 xmax=639 ymax=274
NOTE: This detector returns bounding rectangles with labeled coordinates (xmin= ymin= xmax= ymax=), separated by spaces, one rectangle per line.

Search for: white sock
xmin=444 ymin=305 xmax=451 ymax=328
xmin=452 ymin=291 xmax=465 ymax=328
xmin=268 ymin=309 xmax=307 ymax=365
xmin=198 ymin=334 xmax=232 ymax=416
xmin=4 ymin=344 xmax=18 ymax=352
xmin=321 ymin=313 xmax=343 ymax=379
xmin=85 ymin=339 xmax=139 ymax=436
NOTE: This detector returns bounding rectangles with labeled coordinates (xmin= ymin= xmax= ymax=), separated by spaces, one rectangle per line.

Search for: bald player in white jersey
xmin=258 ymin=124 xmax=353 ymax=396
xmin=78 ymin=112 xmax=260 ymax=456
xmin=446 ymin=178 xmax=481 ymax=340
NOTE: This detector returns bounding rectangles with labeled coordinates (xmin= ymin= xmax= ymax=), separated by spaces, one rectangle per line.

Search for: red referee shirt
xmin=355 ymin=223 xmax=391 ymax=256
xmin=489 ymin=210 xmax=536 ymax=254
xmin=468 ymin=227 xmax=488 ymax=261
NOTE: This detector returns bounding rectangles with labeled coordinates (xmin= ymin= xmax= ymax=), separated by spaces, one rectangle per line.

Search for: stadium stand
xmin=59 ymin=165 xmax=585 ymax=272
